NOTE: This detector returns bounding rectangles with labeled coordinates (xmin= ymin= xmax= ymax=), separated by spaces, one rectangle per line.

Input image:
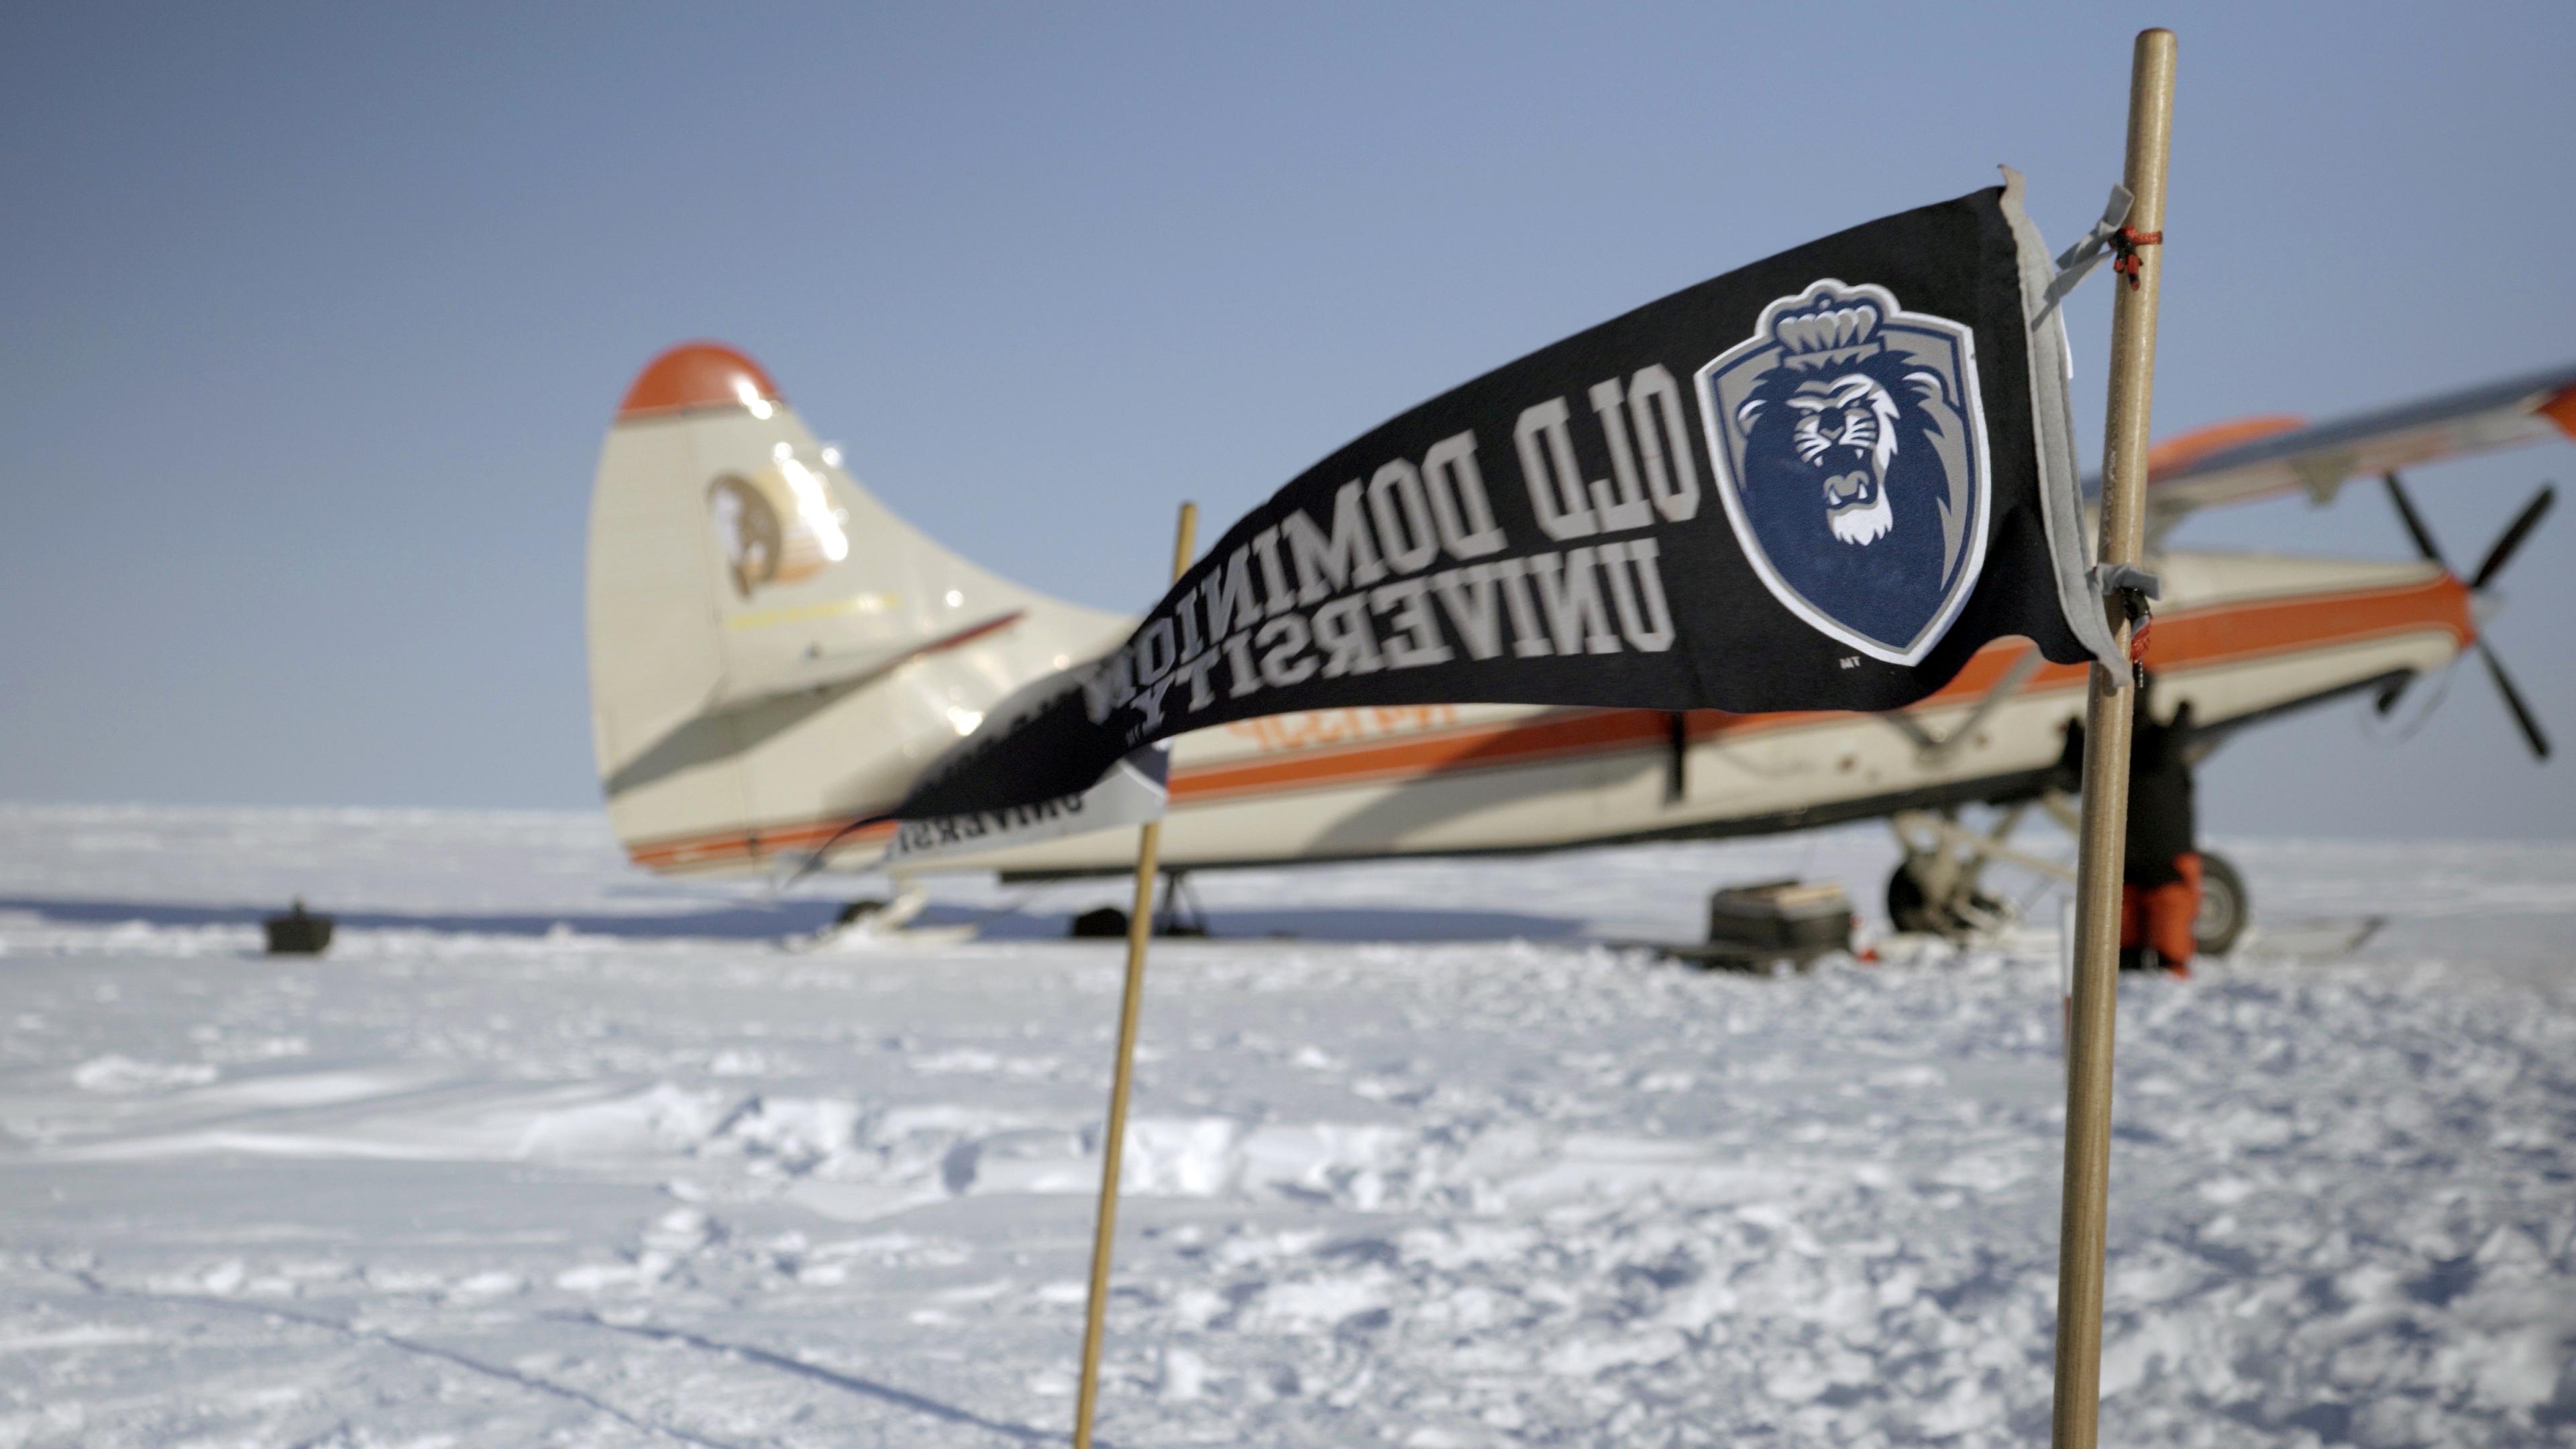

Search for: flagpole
xmin=2052 ymin=28 xmax=2174 ymax=1449
xmin=1072 ymin=500 xmax=1197 ymax=1449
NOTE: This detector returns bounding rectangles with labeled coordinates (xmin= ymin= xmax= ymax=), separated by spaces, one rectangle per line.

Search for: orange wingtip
xmin=2147 ymin=414 xmax=2305 ymax=481
xmin=618 ymin=342 xmax=782 ymax=421
xmin=2542 ymin=384 xmax=2576 ymax=443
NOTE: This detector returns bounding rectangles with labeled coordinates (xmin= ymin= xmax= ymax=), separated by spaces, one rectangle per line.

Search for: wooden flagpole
xmin=1072 ymin=500 xmax=1197 ymax=1449
xmin=2051 ymin=28 xmax=2174 ymax=1449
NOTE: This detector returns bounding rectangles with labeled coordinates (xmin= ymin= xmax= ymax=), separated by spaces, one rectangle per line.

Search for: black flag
xmin=900 ymin=180 xmax=2115 ymax=820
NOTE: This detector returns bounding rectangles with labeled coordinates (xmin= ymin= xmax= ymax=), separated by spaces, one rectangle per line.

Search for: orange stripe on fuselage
xmin=627 ymin=816 xmax=893 ymax=871
xmin=1167 ymin=572 xmax=2472 ymax=804
xmin=621 ymin=573 xmax=2471 ymax=870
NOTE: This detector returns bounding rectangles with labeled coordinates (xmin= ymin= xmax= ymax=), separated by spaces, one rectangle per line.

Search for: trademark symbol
xmin=1839 ymin=655 xmax=1861 ymax=669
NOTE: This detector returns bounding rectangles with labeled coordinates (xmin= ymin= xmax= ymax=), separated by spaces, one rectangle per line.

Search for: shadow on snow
xmin=0 ymin=895 xmax=1591 ymax=945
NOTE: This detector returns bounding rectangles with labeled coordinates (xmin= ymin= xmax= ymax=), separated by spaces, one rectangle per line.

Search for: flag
xmin=900 ymin=178 xmax=2116 ymax=820
xmin=877 ymin=743 xmax=1169 ymax=871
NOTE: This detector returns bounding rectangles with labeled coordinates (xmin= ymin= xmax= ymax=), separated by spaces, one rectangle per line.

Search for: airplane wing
xmin=2106 ymin=360 xmax=2576 ymax=532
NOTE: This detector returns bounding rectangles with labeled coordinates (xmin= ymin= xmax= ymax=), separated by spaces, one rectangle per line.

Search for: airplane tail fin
xmin=586 ymin=343 xmax=1127 ymax=873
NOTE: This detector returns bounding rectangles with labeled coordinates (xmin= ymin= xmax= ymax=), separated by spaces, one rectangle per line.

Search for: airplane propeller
xmin=2469 ymin=485 xmax=2556 ymax=592
xmin=2377 ymin=472 xmax=2555 ymax=760
xmin=1663 ymin=712 xmax=1689 ymax=804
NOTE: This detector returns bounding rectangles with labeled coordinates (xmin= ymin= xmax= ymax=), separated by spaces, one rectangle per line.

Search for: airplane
xmin=588 ymin=342 xmax=2571 ymax=950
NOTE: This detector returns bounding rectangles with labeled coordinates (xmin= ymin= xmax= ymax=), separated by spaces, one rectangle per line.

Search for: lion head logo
xmin=708 ymin=448 xmax=851 ymax=600
xmin=1695 ymin=280 xmax=1990 ymax=665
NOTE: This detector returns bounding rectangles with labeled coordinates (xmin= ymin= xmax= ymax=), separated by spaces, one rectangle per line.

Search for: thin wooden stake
xmin=2051 ymin=28 xmax=2175 ymax=1449
xmin=1071 ymin=500 xmax=1197 ymax=1449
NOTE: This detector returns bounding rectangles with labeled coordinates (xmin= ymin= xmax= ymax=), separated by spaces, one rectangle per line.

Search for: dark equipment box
xmin=264 ymin=902 xmax=334 ymax=956
xmin=1688 ymin=879 xmax=1854 ymax=970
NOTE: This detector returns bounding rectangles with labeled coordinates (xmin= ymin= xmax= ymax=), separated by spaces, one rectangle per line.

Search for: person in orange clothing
xmin=2116 ymin=682 xmax=2199 ymax=977
xmin=2055 ymin=677 xmax=2200 ymax=978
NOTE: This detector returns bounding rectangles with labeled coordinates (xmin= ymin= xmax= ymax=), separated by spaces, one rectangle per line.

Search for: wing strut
xmin=1884 ymin=644 xmax=2048 ymax=765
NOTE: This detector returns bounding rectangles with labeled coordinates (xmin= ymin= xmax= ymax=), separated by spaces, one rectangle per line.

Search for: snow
xmin=0 ymin=804 xmax=2571 ymax=1446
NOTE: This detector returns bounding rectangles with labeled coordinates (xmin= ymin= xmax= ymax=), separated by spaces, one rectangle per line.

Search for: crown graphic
xmin=1771 ymin=290 xmax=1886 ymax=372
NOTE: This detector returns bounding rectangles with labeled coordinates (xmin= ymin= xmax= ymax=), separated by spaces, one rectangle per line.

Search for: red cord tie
xmin=2108 ymin=227 xmax=2163 ymax=288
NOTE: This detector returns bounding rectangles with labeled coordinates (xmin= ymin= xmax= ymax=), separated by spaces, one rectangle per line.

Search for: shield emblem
xmin=1695 ymin=279 xmax=1990 ymax=665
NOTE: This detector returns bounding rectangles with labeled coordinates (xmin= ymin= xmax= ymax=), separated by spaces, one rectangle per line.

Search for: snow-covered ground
xmin=1 ymin=804 xmax=2571 ymax=1447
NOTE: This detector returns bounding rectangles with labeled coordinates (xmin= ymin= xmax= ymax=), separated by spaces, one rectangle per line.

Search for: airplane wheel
xmin=1069 ymin=906 xmax=1128 ymax=939
xmin=2194 ymin=851 xmax=2249 ymax=957
xmin=1886 ymin=865 xmax=1937 ymax=934
xmin=1884 ymin=865 xmax=1998 ymax=937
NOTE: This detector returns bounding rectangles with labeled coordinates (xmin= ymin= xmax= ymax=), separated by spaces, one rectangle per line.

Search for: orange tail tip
xmin=618 ymin=342 xmax=782 ymax=421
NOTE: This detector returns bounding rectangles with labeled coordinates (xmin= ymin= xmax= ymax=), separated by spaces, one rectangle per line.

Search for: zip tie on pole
xmin=2108 ymin=226 xmax=2163 ymax=289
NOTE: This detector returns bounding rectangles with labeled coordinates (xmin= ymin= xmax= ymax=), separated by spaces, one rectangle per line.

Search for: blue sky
xmin=4 ymin=3 xmax=2571 ymax=837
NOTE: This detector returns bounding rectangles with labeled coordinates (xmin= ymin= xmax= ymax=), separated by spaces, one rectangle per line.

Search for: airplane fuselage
xmin=624 ymin=549 xmax=2469 ymax=877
